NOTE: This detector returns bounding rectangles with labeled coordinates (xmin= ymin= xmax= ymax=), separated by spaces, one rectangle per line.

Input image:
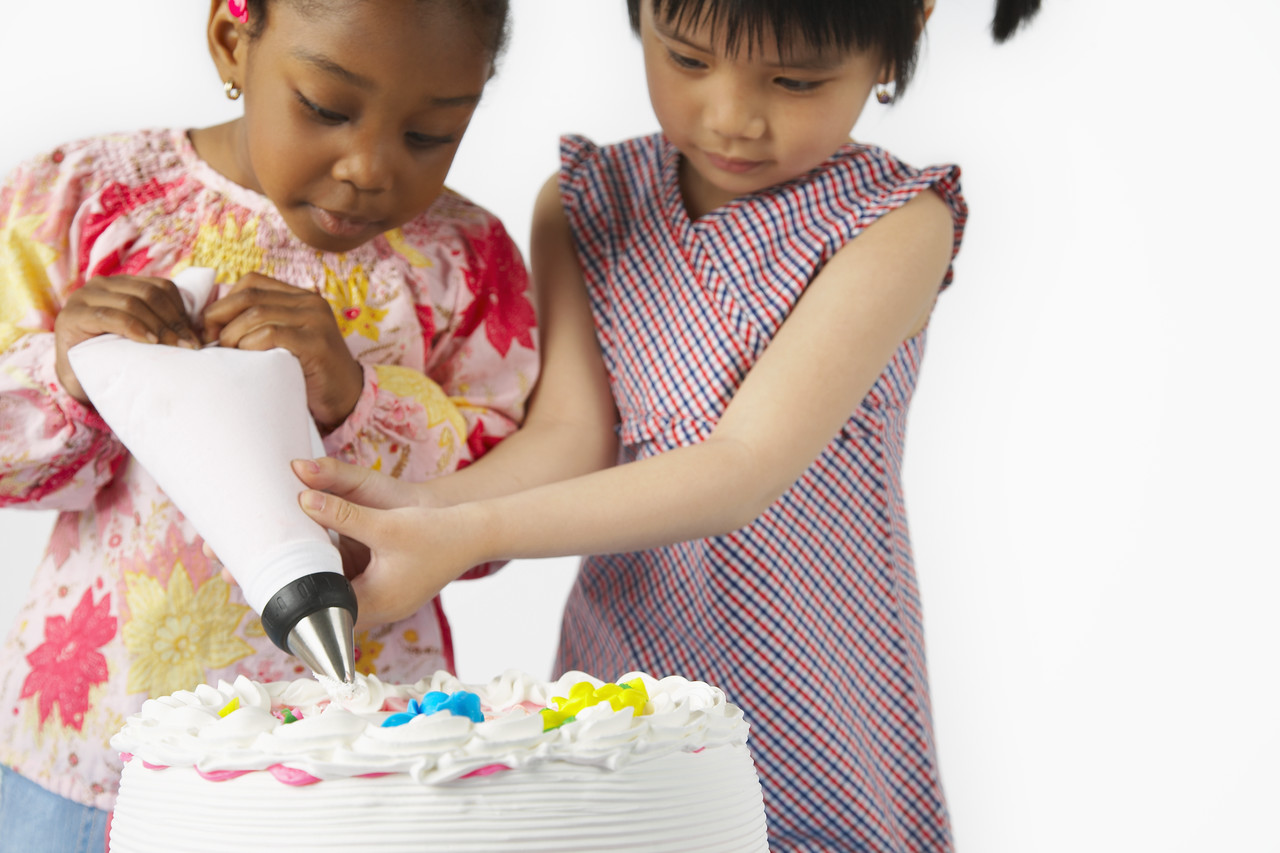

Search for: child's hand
xmin=202 ymin=273 xmax=364 ymax=432
xmin=53 ymin=275 xmax=201 ymax=402
xmin=293 ymin=457 xmax=470 ymax=627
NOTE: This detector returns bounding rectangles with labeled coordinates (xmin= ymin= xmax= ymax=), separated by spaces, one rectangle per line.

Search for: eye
xmin=405 ymin=131 xmax=454 ymax=150
xmin=296 ymin=92 xmax=348 ymax=124
xmin=666 ymin=49 xmax=706 ymax=71
xmin=774 ymin=76 xmax=822 ymax=93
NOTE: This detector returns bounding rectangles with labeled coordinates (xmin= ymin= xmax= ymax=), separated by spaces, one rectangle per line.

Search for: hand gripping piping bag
xmin=67 ymin=268 xmax=357 ymax=685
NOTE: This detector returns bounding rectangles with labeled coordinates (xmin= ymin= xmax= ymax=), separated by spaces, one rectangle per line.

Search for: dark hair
xmin=243 ymin=0 xmax=511 ymax=64
xmin=626 ymin=0 xmax=1041 ymax=101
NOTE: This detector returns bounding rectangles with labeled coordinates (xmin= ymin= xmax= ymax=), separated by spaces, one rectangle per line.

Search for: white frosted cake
xmin=108 ymin=670 xmax=768 ymax=852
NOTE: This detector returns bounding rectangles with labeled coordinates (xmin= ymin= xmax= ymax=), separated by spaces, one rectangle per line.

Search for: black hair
xmin=242 ymin=0 xmax=511 ymax=65
xmin=626 ymin=0 xmax=1041 ymax=101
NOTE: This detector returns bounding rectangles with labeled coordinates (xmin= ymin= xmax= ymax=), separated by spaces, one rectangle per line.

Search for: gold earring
xmin=875 ymin=83 xmax=893 ymax=104
xmin=224 ymin=80 xmax=242 ymax=101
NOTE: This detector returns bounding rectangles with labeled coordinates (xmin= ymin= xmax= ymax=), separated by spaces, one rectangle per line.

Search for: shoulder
xmin=0 ymin=129 xmax=192 ymax=248
xmin=2 ymin=129 xmax=188 ymax=213
xmin=559 ymin=133 xmax=664 ymax=183
xmin=821 ymin=142 xmax=966 ymax=225
xmin=7 ymin=129 xmax=185 ymax=188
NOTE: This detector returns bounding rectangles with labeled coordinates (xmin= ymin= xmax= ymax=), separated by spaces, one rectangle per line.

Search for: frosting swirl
xmin=110 ymin=670 xmax=750 ymax=784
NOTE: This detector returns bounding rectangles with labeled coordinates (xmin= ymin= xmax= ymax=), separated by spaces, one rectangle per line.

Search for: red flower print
xmin=76 ymin=178 xmax=185 ymax=279
xmin=415 ymin=303 xmax=436 ymax=341
xmin=20 ymin=589 xmax=116 ymax=731
xmin=453 ymin=220 xmax=536 ymax=357
xmin=466 ymin=419 xmax=502 ymax=461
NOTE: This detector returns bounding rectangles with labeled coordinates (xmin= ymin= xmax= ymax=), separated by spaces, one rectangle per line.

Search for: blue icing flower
xmin=381 ymin=690 xmax=484 ymax=727
xmin=421 ymin=690 xmax=485 ymax=722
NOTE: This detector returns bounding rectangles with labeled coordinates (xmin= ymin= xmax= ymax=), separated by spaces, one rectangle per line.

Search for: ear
xmin=207 ymin=0 xmax=249 ymax=89
xmin=919 ymin=0 xmax=937 ymax=33
xmin=881 ymin=1 xmax=936 ymax=85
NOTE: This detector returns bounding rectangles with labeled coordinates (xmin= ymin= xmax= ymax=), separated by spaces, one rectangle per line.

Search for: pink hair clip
xmin=228 ymin=0 xmax=249 ymax=23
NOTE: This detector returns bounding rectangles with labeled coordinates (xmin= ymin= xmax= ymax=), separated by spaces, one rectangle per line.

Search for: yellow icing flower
xmin=540 ymin=679 xmax=650 ymax=731
xmin=122 ymin=564 xmax=254 ymax=697
xmin=324 ymin=263 xmax=387 ymax=340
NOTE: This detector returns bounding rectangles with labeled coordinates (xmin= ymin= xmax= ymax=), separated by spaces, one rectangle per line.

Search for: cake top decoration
xmin=111 ymin=671 xmax=749 ymax=786
xmin=382 ymin=690 xmax=484 ymax=727
xmin=541 ymin=678 xmax=649 ymax=731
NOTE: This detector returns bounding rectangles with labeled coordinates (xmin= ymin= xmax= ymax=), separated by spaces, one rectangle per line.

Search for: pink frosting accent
xmin=460 ymin=763 xmax=512 ymax=779
xmin=267 ymin=764 xmax=322 ymax=786
xmin=141 ymin=761 xmax=169 ymax=770
xmin=196 ymin=768 xmax=254 ymax=782
xmin=119 ymin=752 xmax=133 ymax=763
xmin=355 ymin=772 xmax=393 ymax=779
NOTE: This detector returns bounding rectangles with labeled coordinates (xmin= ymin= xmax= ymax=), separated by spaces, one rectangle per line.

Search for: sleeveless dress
xmin=555 ymin=133 xmax=967 ymax=852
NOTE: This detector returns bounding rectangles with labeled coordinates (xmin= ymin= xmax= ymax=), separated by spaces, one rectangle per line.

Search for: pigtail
xmin=991 ymin=0 xmax=1041 ymax=42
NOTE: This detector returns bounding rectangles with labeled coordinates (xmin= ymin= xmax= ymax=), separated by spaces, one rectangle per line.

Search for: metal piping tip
xmin=287 ymin=606 xmax=357 ymax=684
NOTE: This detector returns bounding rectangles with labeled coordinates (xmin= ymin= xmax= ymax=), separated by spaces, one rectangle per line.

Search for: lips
xmin=703 ymin=151 xmax=765 ymax=174
xmin=310 ymin=205 xmax=380 ymax=239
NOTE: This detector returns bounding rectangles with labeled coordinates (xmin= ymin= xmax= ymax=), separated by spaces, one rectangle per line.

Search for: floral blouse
xmin=0 ymin=129 xmax=538 ymax=810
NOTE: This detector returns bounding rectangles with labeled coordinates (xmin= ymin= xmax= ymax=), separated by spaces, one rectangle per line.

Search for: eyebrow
xmin=291 ymin=49 xmax=482 ymax=107
xmin=653 ymin=20 xmax=841 ymax=71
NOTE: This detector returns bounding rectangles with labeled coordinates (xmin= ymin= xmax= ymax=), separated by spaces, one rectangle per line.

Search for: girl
xmin=0 ymin=1 xmax=534 ymax=849
xmin=297 ymin=0 xmax=1038 ymax=850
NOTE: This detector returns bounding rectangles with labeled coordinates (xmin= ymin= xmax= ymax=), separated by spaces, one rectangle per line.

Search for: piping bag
xmin=67 ymin=268 xmax=357 ymax=686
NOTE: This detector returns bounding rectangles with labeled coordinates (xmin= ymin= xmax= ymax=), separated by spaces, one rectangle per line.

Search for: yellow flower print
xmin=373 ymin=365 xmax=468 ymax=473
xmin=383 ymin=228 xmax=434 ymax=269
xmin=324 ymin=263 xmax=388 ymax=340
xmin=122 ymin=564 xmax=254 ymax=697
xmin=354 ymin=630 xmax=384 ymax=677
xmin=374 ymin=365 xmax=468 ymax=434
xmin=0 ymin=212 xmax=59 ymax=351
xmin=187 ymin=214 xmax=266 ymax=284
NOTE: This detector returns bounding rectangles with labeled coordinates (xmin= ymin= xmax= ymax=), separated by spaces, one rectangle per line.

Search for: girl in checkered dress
xmin=300 ymin=1 xmax=1040 ymax=849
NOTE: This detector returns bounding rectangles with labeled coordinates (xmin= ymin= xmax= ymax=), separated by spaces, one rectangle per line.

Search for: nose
xmin=704 ymin=74 xmax=766 ymax=140
xmin=331 ymin=126 xmax=393 ymax=192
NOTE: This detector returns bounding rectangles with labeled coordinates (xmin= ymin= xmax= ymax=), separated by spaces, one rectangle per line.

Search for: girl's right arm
xmin=0 ymin=150 xmax=193 ymax=510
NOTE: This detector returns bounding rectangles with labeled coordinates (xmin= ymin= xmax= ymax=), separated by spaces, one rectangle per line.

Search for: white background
xmin=2 ymin=2 xmax=1278 ymax=851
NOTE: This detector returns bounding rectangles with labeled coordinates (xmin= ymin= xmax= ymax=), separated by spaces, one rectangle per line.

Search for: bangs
xmin=630 ymin=0 xmax=921 ymax=95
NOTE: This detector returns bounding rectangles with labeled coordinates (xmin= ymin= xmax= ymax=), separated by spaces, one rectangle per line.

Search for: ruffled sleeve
xmin=0 ymin=143 xmax=129 ymax=509
xmin=831 ymin=146 xmax=967 ymax=291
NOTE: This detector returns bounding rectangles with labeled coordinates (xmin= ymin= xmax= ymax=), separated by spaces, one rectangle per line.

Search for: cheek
xmin=648 ymin=83 xmax=694 ymax=143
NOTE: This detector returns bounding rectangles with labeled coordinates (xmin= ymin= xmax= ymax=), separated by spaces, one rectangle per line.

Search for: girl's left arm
xmin=319 ymin=216 xmax=539 ymax=484
xmin=301 ymin=189 xmax=956 ymax=625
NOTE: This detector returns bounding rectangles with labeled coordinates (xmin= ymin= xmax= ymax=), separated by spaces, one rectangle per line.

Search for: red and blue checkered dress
xmin=554 ymin=133 xmax=967 ymax=852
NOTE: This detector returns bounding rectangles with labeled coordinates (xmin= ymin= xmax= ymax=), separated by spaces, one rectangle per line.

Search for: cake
xmin=107 ymin=670 xmax=769 ymax=851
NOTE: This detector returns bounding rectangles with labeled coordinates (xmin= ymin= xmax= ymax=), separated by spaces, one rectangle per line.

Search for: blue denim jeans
xmin=0 ymin=765 xmax=109 ymax=853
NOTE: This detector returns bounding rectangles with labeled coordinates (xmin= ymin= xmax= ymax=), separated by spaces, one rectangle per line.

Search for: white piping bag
xmin=67 ymin=268 xmax=357 ymax=684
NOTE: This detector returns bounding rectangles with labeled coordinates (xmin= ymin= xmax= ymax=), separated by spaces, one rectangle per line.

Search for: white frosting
xmin=108 ymin=671 xmax=769 ymax=852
